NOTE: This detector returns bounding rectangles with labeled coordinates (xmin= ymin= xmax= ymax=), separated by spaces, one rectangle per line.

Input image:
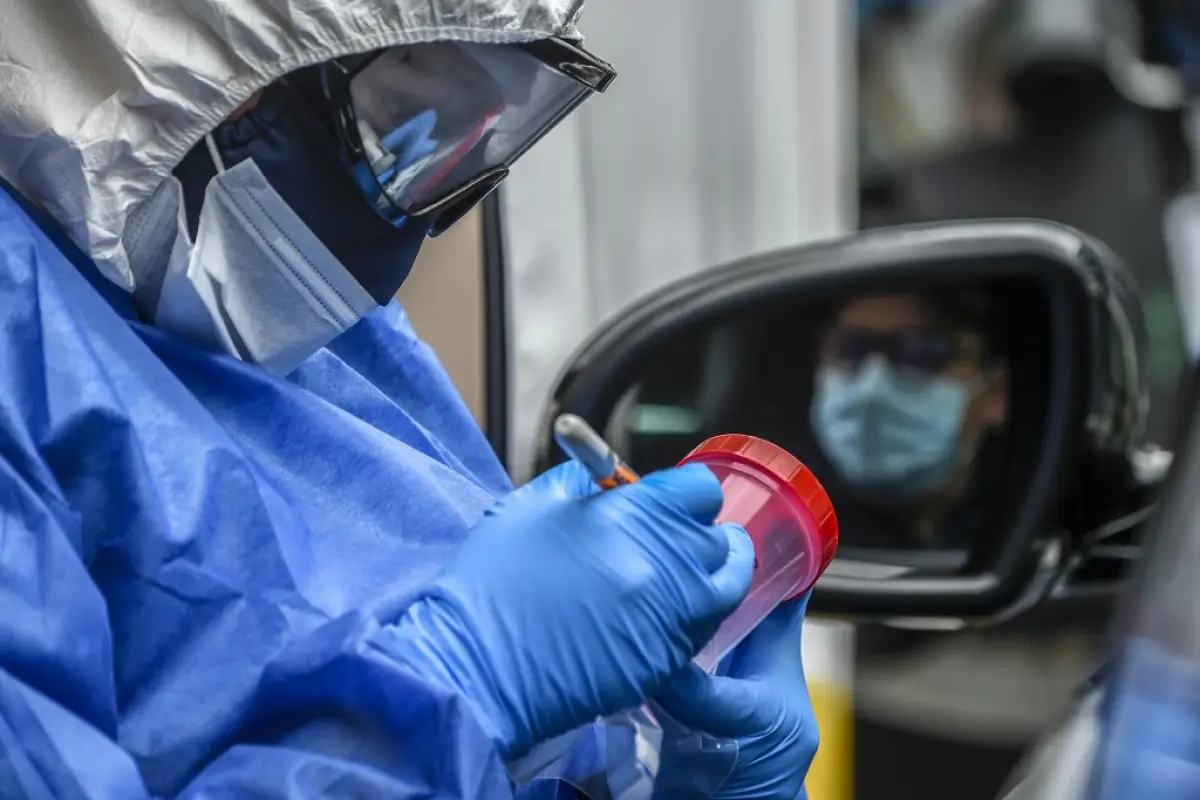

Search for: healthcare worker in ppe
xmin=0 ymin=1 xmax=817 ymax=797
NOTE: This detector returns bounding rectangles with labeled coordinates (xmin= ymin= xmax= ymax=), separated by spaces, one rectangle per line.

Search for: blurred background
xmin=857 ymin=0 xmax=1186 ymax=448
xmin=851 ymin=3 xmax=1181 ymax=797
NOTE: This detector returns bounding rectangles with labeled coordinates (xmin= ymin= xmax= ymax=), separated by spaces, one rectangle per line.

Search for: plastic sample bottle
xmin=678 ymin=434 xmax=839 ymax=672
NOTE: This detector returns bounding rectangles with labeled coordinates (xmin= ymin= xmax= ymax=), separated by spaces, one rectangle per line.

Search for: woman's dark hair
xmin=924 ymin=287 xmax=1012 ymax=366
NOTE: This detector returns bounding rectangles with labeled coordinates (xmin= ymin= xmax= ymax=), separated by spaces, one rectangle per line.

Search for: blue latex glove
xmin=654 ymin=594 xmax=818 ymax=800
xmin=381 ymin=461 xmax=757 ymax=761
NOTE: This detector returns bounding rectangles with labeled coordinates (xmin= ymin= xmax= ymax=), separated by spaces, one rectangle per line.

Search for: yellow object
xmin=806 ymin=677 xmax=853 ymax=799
xmin=801 ymin=620 xmax=854 ymax=800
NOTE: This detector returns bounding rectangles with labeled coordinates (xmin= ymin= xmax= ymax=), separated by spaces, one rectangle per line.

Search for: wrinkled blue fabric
xmin=1092 ymin=638 xmax=1200 ymax=800
xmin=0 ymin=182 xmax=587 ymax=797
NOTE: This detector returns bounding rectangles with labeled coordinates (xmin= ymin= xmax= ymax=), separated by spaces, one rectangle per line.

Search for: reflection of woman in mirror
xmin=810 ymin=290 xmax=1010 ymax=548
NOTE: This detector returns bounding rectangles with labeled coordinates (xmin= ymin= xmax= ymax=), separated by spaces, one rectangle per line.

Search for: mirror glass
xmin=597 ymin=278 xmax=1050 ymax=575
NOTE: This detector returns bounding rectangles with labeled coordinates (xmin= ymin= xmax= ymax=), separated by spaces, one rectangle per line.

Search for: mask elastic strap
xmin=205 ymin=133 xmax=227 ymax=174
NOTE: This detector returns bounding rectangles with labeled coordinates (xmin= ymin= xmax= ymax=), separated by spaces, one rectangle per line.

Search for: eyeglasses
xmin=320 ymin=36 xmax=615 ymax=235
xmin=825 ymin=326 xmax=976 ymax=377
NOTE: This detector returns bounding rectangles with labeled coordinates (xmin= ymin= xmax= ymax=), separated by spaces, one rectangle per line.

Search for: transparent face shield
xmin=321 ymin=37 xmax=615 ymax=234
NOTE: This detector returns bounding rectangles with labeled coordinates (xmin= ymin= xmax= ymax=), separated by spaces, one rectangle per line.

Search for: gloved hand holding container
xmin=554 ymin=416 xmax=839 ymax=671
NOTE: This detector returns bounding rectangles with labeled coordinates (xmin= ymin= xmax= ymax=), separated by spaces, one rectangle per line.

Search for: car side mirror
xmin=534 ymin=220 xmax=1149 ymax=624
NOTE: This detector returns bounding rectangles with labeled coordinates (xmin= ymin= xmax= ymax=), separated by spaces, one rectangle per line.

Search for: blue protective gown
xmin=0 ymin=183 xmax=578 ymax=797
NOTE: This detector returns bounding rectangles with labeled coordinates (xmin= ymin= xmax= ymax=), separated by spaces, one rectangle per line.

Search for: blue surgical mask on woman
xmin=811 ymin=358 xmax=970 ymax=494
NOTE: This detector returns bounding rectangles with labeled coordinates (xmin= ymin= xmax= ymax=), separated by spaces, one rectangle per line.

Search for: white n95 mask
xmin=154 ymin=157 xmax=377 ymax=376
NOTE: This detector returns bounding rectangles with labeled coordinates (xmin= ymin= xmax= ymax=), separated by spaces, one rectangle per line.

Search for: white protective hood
xmin=0 ymin=0 xmax=583 ymax=290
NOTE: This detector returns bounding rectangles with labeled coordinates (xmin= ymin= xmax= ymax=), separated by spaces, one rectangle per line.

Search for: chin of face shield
xmin=320 ymin=37 xmax=615 ymax=234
